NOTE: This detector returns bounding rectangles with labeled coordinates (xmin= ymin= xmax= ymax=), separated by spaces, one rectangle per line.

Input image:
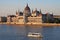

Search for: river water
xmin=0 ymin=24 xmax=60 ymax=40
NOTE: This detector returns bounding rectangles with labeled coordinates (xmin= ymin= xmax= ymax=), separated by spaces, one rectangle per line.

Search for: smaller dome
xmin=33 ymin=8 xmax=39 ymax=13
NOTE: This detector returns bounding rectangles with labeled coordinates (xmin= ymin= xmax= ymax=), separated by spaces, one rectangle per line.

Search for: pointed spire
xmin=40 ymin=9 xmax=42 ymax=14
xmin=16 ymin=10 xmax=18 ymax=14
xmin=35 ymin=8 xmax=37 ymax=11
xmin=52 ymin=12 xmax=53 ymax=15
xmin=16 ymin=11 xmax=18 ymax=15
xmin=16 ymin=10 xmax=19 ymax=16
xmin=46 ymin=12 xmax=49 ymax=15
xmin=32 ymin=9 xmax=33 ymax=13
xmin=27 ymin=3 xmax=28 ymax=7
xmin=51 ymin=12 xmax=53 ymax=16
xmin=18 ymin=9 xmax=20 ymax=13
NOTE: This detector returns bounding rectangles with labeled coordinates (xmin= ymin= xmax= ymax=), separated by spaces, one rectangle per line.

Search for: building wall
xmin=53 ymin=15 xmax=60 ymax=18
xmin=28 ymin=16 xmax=42 ymax=23
xmin=0 ymin=17 xmax=1 ymax=22
xmin=7 ymin=17 xmax=12 ymax=22
xmin=17 ymin=16 xmax=24 ymax=23
xmin=31 ymin=13 xmax=36 ymax=17
xmin=12 ymin=17 xmax=17 ymax=22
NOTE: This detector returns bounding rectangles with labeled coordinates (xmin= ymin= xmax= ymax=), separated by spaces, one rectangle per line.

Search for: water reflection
xmin=25 ymin=25 xmax=43 ymax=40
xmin=42 ymin=26 xmax=60 ymax=40
xmin=0 ymin=25 xmax=60 ymax=40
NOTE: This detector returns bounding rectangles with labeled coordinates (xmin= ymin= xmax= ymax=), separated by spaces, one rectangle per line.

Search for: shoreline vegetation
xmin=0 ymin=22 xmax=60 ymax=26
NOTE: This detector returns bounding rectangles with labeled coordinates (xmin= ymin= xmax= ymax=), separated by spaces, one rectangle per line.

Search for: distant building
xmin=42 ymin=12 xmax=54 ymax=23
xmin=0 ymin=17 xmax=7 ymax=22
xmin=53 ymin=15 xmax=60 ymax=23
xmin=53 ymin=15 xmax=60 ymax=18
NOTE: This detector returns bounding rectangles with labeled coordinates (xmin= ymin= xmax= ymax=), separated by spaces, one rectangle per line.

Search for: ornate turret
xmin=35 ymin=8 xmax=37 ymax=12
xmin=38 ymin=9 xmax=42 ymax=16
xmin=39 ymin=9 xmax=42 ymax=14
xmin=32 ymin=8 xmax=40 ymax=16
xmin=32 ymin=9 xmax=33 ymax=13
xmin=16 ymin=11 xmax=19 ymax=16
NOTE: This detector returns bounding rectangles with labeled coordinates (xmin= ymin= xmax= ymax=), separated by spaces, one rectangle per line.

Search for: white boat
xmin=27 ymin=32 xmax=43 ymax=38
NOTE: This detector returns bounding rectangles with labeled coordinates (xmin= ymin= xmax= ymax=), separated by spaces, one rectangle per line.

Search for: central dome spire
xmin=26 ymin=3 xmax=28 ymax=7
xmin=24 ymin=3 xmax=30 ymax=11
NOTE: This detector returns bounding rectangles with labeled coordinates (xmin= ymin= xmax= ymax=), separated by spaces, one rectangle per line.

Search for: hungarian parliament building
xmin=0 ymin=4 xmax=59 ymax=24
xmin=7 ymin=4 xmax=42 ymax=24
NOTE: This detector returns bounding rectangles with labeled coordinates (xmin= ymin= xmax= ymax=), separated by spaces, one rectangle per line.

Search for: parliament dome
xmin=24 ymin=4 xmax=30 ymax=11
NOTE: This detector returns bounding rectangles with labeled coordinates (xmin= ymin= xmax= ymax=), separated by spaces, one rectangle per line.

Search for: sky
xmin=0 ymin=0 xmax=60 ymax=16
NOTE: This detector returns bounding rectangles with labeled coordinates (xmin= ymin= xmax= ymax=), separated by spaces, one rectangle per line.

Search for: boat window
xmin=32 ymin=34 xmax=38 ymax=35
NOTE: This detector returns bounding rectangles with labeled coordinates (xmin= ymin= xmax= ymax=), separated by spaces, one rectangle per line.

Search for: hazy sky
xmin=0 ymin=0 xmax=60 ymax=16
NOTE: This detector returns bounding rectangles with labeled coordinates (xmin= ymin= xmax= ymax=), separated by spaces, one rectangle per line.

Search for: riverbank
xmin=26 ymin=23 xmax=60 ymax=26
xmin=0 ymin=22 xmax=60 ymax=26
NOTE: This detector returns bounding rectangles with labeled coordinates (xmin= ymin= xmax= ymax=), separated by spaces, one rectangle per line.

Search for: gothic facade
xmin=7 ymin=4 xmax=42 ymax=24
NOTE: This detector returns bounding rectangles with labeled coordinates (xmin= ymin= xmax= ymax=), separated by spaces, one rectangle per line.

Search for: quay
xmin=26 ymin=23 xmax=60 ymax=26
xmin=0 ymin=22 xmax=60 ymax=26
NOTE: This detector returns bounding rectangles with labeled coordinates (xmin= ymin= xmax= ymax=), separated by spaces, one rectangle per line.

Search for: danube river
xmin=0 ymin=24 xmax=60 ymax=40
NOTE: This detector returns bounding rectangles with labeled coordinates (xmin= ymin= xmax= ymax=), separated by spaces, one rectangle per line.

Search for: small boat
xmin=27 ymin=32 xmax=43 ymax=38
